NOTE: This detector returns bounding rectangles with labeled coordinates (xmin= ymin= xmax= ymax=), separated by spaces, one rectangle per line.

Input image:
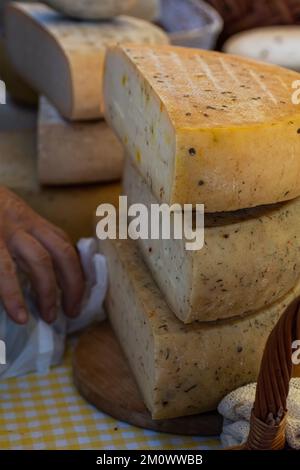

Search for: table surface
xmin=0 ymin=346 xmax=221 ymax=450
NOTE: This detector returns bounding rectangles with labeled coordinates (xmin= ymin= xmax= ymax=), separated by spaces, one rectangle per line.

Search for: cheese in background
xmin=38 ymin=97 xmax=123 ymax=186
xmin=223 ymin=26 xmax=300 ymax=72
xmin=123 ymin=158 xmax=300 ymax=323
xmin=104 ymin=44 xmax=300 ymax=212
xmin=43 ymin=0 xmax=136 ymax=20
xmin=101 ymin=236 xmax=300 ymax=419
xmin=0 ymin=100 xmax=120 ymax=242
xmin=129 ymin=0 xmax=160 ymax=21
xmin=0 ymin=32 xmax=37 ymax=106
xmin=5 ymin=3 xmax=169 ymax=121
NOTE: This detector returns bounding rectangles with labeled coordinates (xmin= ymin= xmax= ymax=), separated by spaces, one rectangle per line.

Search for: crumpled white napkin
xmin=218 ymin=379 xmax=300 ymax=449
xmin=0 ymin=238 xmax=107 ymax=379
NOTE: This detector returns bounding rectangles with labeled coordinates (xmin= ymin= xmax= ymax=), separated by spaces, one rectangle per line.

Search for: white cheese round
xmin=223 ymin=26 xmax=300 ymax=71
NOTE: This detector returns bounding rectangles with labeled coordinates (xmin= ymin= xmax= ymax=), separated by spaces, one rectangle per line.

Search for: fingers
xmin=0 ymin=241 xmax=28 ymax=324
xmin=38 ymin=219 xmax=72 ymax=244
xmin=10 ymin=231 xmax=58 ymax=324
xmin=32 ymin=226 xmax=85 ymax=318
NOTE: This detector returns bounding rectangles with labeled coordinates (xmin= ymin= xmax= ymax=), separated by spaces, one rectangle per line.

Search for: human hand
xmin=0 ymin=186 xmax=85 ymax=324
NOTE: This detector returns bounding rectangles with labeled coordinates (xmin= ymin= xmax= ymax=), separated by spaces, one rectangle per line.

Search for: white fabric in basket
xmin=218 ymin=379 xmax=300 ymax=449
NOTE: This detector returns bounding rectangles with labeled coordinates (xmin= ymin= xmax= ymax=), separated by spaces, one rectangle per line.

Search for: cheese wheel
xmin=101 ymin=236 xmax=300 ymax=419
xmin=43 ymin=0 xmax=136 ymax=20
xmin=5 ymin=3 xmax=169 ymax=121
xmin=123 ymin=158 xmax=300 ymax=323
xmin=223 ymin=26 xmax=300 ymax=72
xmin=0 ymin=100 xmax=120 ymax=242
xmin=38 ymin=97 xmax=123 ymax=186
xmin=104 ymin=44 xmax=300 ymax=212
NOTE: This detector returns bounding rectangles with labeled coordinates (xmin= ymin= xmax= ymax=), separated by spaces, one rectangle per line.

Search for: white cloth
xmin=0 ymin=238 xmax=107 ymax=379
xmin=218 ymin=379 xmax=300 ymax=449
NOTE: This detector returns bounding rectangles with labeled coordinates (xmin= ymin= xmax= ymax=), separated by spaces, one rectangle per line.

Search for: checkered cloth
xmin=0 ymin=345 xmax=221 ymax=450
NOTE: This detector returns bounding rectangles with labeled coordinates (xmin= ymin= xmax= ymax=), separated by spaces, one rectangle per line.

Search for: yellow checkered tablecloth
xmin=0 ymin=346 xmax=221 ymax=450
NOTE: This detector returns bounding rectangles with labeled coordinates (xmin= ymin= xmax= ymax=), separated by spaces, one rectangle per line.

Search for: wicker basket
xmin=228 ymin=297 xmax=300 ymax=450
xmin=205 ymin=0 xmax=300 ymax=44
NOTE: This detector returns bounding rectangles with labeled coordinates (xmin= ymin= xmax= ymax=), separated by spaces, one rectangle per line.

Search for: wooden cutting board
xmin=73 ymin=321 xmax=223 ymax=436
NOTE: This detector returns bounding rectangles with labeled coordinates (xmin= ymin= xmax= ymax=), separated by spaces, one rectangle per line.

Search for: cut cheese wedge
xmin=43 ymin=0 xmax=136 ymax=20
xmin=0 ymin=100 xmax=120 ymax=242
xmin=38 ymin=97 xmax=123 ymax=185
xmin=124 ymin=157 xmax=300 ymax=323
xmin=104 ymin=44 xmax=300 ymax=212
xmin=101 ymin=236 xmax=300 ymax=419
xmin=5 ymin=3 xmax=169 ymax=121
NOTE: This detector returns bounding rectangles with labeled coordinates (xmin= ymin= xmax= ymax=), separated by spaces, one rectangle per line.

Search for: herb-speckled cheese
xmin=44 ymin=0 xmax=136 ymax=20
xmin=123 ymin=158 xmax=300 ymax=323
xmin=5 ymin=3 xmax=169 ymax=120
xmin=38 ymin=97 xmax=123 ymax=185
xmin=104 ymin=44 xmax=300 ymax=212
xmin=101 ymin=236 xmax=300 ymax=419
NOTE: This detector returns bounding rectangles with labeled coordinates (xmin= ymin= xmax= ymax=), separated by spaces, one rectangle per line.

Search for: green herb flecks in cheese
xmin=101 ymin=236 xmax=300 ymax=419
xmin=104 ymin=44 xmax=300 ymax=211
xmin=123 ymin=158 xmax=300 ymax=323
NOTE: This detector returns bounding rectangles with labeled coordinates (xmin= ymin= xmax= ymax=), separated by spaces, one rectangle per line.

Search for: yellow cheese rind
xmin=38 ymin=97 xmax=123 ymax=185
xmin=101 ymin=236 xmax=300 ymax=419
xmin=123 ymin=158 xmax=300 ymax=322
xmin=5 ymin=3 xmax=169 ymax=120
xmin=104 ymin=44 xmax=300 ymax=211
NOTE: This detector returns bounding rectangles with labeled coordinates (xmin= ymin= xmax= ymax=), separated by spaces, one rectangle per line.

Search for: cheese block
xmin=104 ymin=44 xmax=300 ymax=212
xmin=5 ymin=3 xmax=169 ymax=121
xmin=123 ymin=158 xmax=300 ymax=323
xmin=43 ymin=0 xmax=136 ymax=20
xmin=101 ymin=236 xmax=300 ymax=419
xmin=0 ymin=100 xmax=120 ymax=242
xmin=38 ymin=97 xmax=123 ymax=186
xmin=223 ymin=26 xmax=300 ymax=72
xmin=128 ymin=0 xmax=160 ymax=21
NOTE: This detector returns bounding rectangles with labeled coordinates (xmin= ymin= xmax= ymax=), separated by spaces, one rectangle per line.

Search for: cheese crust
xmin=124 ymin=158 xmax=300 ymax=322
xmin=101 ymin=236 xmax=300 ymax=419
xmin=38 ymin=97 xmax=123 ymax=185
xmin=104 ymin=44 xmax=300 ymax=211
xmin=5 ymin=3 xmax=169 ymax=120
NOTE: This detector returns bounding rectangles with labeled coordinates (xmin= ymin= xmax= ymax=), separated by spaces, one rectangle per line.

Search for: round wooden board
xmin=73 ymin=321 xmax=223 ymax=436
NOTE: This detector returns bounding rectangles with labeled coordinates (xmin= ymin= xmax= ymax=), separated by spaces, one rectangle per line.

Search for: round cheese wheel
xmin=223 ymin=26 xmax=300 ymax=71
xmin=43 ymin=0 xmax=137 ymax=20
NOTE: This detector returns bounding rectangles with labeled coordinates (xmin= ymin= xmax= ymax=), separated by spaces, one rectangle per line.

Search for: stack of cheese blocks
xmin=5 ymin=0 xmax=167 ymax=185
xmin=1 ymin=1 xmax=167 ymax=240
xmin=101 ymin=44 xmax=300 ymax=420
